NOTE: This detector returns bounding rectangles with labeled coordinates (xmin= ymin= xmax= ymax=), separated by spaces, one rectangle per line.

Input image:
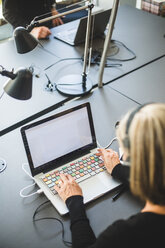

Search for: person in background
xmin=55 ymin=103 xmax=165 ymax=248
xmin=2 ymin=0 xmax=87 ymax=39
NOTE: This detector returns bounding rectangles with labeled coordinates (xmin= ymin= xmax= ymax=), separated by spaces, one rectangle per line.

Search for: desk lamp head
xmin=14 ymin=27 xmax=38 ymax=54
xmin=0 ymin=66 xmax=33 ymax=100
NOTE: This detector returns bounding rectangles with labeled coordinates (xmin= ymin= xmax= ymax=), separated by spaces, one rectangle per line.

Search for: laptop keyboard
xmin=41 ymin=153 xmax=106 ymax=195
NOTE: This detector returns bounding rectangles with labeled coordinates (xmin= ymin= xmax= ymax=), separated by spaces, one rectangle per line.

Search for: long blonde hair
xmin=117 ymin=103 xmax=165 ymax=205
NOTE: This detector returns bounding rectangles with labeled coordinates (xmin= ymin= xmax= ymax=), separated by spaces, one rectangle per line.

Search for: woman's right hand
xmin=30 ymin=26 xmax=51 ymax=39
xmin=96 ymin=148 xmax=120 ymax=174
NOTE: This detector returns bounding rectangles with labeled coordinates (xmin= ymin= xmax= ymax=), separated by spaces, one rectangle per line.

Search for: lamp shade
xmin=3 ymin=68 xmax=33 ymax=100
xmin=14 ymin=27 xmax=38 ymax=54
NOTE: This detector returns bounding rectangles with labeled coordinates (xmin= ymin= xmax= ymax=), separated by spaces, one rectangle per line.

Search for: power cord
xmin=107 ymin=39 xmax=137 ymax=62
xmin=90 ymin=39 xmax=136 ymax=65
xmin=97 ymin=137 xmax=124 ymax=160
xmin=42 ymin=38 xmax=136 ymax=90
xmin=81 ymin=49 xmax=122 ymax=67
xmin=20 ymin=163 xmax=43 ymax=198
xmin=97 ymin=137 xmax=118 ymax=149
xmin=33 ymin=200 xmax=72 ymax=247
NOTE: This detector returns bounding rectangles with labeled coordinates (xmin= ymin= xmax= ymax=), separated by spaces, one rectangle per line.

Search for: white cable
xmin=20 ymin=182 xmax=36 ymax=198
xmin=20 ymin=163 xmax=43 ymax=198
xmin=97 ymin=137 xmax=118 ymax=149
xmin=22 ymin=163 xmax=34 ymax=180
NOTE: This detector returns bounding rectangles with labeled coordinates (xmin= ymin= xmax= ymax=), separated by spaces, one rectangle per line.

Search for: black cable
xmin=107 ymin=39 xmax=137 ymax=62
xmin=81 ymin=50 xmax=122 ymax=67
xmin=33 ymin=200 xmax=72 ymax=247
xmin=33 ymin=200 xmax=50 ymax=219
xmin=45 ymin=57 xmax=82 ymax=70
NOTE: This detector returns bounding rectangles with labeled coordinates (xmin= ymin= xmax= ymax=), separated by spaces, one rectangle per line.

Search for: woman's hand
xmin=54 ymin=174 xmax=83 ymax=202
xmin=96 ymin=148 xmax=120 ymax=174
xmin=51 ymin=8 xmax=64 ymax=26
xmin=30 ymin=26 xmax=51 ymax=39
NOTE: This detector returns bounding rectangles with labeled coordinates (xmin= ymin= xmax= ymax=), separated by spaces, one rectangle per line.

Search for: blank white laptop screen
xmin=25 ymin=107 xmax=93 ymax=168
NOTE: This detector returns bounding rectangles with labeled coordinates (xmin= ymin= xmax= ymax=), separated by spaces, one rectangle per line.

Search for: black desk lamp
xmin=0 ymin=66 xmax=33 ymax=100
xmin=0 ymin=65 xmax=33 ymax=172
xmin=13 ymin=1 xmax=94 ymax=97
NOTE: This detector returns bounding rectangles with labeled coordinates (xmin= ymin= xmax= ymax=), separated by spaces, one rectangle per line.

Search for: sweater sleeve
xmin=2 ymin=0 xmax=29 ymax=28
xmin=66 ymin=195 xmax=96 ymax=248
xmin=111 ymin=163 xmax=130 ymax=185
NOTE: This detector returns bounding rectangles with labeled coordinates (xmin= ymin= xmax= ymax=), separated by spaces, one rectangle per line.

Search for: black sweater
xmin=2 ymin=0 xmax=55 ymax=28
xmin=66 ymin=165 xmax=165 ymax=248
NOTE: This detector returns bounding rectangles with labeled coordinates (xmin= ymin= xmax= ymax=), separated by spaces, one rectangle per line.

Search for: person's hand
xmin=96 ymin=148 xmax=120 ymax=174
xmin=51 ymin=8 xmax=64 ymax=26
xmin=30 ymin=26 xmax=51 ymax=39
xmin=54 ymin=174 xmax=83 ymax=202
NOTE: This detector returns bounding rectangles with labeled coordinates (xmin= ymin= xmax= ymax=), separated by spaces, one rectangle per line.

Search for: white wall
xmin=136 ymin=0 xmax=141 ymax=9
xmin=98 ymin=0 xmax=113 ymax=9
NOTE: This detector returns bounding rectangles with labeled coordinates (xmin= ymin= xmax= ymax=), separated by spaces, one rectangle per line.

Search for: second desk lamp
xmin=0 ymin=65 xmax=33 ymax=172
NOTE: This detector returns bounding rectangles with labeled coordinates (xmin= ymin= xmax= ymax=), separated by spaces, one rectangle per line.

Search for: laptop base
xmin=55 ymin=74 xmax=93 ymax=96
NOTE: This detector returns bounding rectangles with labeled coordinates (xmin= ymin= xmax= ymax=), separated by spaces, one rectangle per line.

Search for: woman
xmin=55 ymin=103 xmax=165 ymax=248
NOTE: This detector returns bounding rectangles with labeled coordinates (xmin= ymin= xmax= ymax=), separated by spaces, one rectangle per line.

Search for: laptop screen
xmin=21 ymin=102 xmax=97 ymax=176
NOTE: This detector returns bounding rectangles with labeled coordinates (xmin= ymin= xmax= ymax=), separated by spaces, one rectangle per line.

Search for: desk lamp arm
xmin=27 ymin=3 xmax=93 ymax=32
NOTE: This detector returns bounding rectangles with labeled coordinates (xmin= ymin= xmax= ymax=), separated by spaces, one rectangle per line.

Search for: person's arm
xmin=66 ymin=195 xmax=96 ymax=248
xmin=54 ymin=174 xmax=130 ymax=248
xmin=111 ymin=163 xmax=130 ymax=185
xmin=54 ymin=174 xmax=96 ymax=247
xmin=96 ymin=148 xmax=130 ymax=184
xmin=2 ymin=0 xmax=29 ymax=28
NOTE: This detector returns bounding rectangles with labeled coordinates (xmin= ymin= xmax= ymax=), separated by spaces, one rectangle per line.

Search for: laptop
xmin=21 ymin=102 xmax=120 ymax=215
xmin=53 ymin=9 xmax=111 ymax=46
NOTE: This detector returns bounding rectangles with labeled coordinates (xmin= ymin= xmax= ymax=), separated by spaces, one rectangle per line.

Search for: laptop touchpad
xmin=80 ymin=176 xmax=110 ymax=202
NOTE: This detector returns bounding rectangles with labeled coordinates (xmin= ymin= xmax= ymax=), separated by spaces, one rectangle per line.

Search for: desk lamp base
xmin=55 ymin=74 xmax=93 ymax=97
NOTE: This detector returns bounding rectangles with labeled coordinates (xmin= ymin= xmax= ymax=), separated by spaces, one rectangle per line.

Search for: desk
xmin=0 ymin=4 xmax=164 ymax=248
xmin=0 ymin=86 xmax=143 ymax=248
xmin=109 ymin=56 xmax=165 ymax=104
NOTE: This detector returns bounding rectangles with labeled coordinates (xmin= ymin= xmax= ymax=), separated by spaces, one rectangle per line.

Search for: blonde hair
xmin=117 ymin=103 xmax=165 ymax=205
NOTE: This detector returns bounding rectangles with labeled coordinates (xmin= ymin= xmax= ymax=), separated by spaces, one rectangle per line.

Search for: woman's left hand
xmin=51 ymin=8 xmax=64 ymax=26
xmin=54 ymin=174 xmax=83 ymax=202
xmin=96 ymin=148 xmax=120 ymax=174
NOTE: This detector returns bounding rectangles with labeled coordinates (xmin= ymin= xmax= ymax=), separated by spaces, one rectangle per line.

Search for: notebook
xmin=21 ymin=102 xmax=120 ymax=215
xmin=53 ymin=8 xmax=111 ymax=46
